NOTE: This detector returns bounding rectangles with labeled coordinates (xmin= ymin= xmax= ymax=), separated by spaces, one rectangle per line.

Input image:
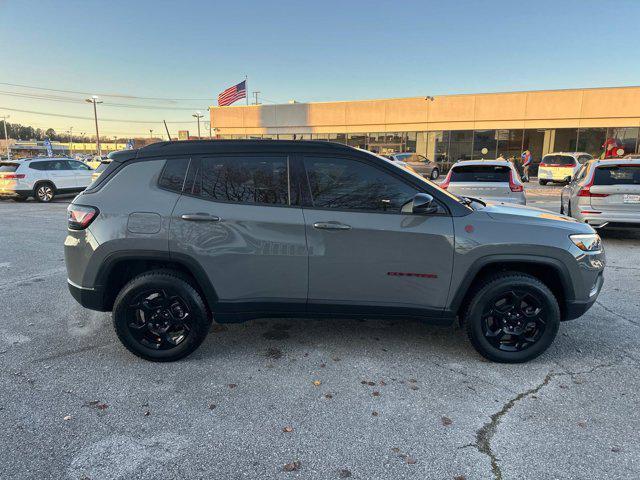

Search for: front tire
xmin=12 ymin=195 xmax=28 ymax=202
xmin=34 ymin=183 xmax=55 ymax=202
xmin=539 ymin=179 xmax=548 ymax=186
xmin=430 ymin=168 xmax=440 ymax=180
xmin=463 ymin=272 xmax=560 ymax=363
xmin=112 ymin=270 xmax=211 ymax=362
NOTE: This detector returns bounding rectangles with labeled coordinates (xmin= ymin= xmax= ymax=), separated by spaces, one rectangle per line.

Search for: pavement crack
xmin=474 ymin=372 xmax=554 ymax=480
xmin=595 ymin=300 xmax=639 ymax=327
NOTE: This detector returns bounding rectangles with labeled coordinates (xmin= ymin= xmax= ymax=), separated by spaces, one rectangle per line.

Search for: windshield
xmin=450 ymin=165 xmax=511 ymax=182
xmin=371 ymin=152 xmax=465 ymax=204
xmin=542 ymin=155 xmax=576 ymax=166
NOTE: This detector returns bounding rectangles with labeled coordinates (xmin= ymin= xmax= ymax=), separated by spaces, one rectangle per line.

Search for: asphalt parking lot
xmin=1 ymin=185 xmax=639 ymax=480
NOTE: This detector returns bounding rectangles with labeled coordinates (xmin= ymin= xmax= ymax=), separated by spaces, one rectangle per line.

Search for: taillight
xmin=67 ymin=204 xmax=99 ymax=230
xmin=0 ymin=173 xmax=25 ymax=179
xmin=577 ymin=172 xmax=609 ymax=198
xmin=440 ymin=170 xmax=452 ymax=189
xmin=539 ymin=163 xmax=548 ymax=168
xmin=509 ymin=170 xmax=524 ymax=192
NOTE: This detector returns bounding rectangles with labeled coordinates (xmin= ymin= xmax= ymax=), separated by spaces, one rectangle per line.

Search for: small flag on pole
xmin=218 ymin=80 xmax=247 ymax=106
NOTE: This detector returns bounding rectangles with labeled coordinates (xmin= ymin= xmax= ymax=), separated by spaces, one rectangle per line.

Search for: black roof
xmin=111 ymin=139 xmax=360 ymax=163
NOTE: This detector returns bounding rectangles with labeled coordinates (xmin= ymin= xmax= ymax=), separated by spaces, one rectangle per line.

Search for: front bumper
xmin=564 ymin=270 xmax=604 ymax=320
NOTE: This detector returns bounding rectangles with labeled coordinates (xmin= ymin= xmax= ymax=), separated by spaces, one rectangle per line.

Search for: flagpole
xmin=245 ymin=75 xmax=248 ymax=106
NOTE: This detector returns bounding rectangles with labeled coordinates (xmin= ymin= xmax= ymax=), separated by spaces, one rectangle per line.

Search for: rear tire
xmin=34 ymin=182 xmax=55 ymax=203
xmin=430 ymin=168 xmax=440 ymax=180
xmin=463 ymin=272 xmax=560 ymax=363
xmin=112 ymin=270 xmax=211 ymax=362
xmin=539 ymin=180 xmax=547 ymax=186
xmin=12 ymin=195 xmax=28 ymax=202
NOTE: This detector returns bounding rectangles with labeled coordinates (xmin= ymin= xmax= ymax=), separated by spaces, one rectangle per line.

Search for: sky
xmin=1 ymin=0 xmax=639 ymax=139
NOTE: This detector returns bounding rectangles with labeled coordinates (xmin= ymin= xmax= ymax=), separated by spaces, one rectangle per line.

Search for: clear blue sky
xmin=1 ymin=0 xmax=638 ymax=137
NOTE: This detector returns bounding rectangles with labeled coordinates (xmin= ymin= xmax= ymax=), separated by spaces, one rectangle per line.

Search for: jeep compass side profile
xmin=65 ymin=141 xmax=605 ymax=363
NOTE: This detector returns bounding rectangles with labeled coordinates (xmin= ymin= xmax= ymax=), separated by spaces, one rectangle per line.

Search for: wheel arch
xmin=95 ymin=250 xmax=218 ymax=313
xmin=451 ymin=255 xmax=575 ymax=322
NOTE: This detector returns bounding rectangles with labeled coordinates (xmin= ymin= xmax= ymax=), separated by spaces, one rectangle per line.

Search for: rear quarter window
xmin=594 ymin=165 xmax=640 ymax=185
xmin=158 ymin=158 xmax=190 ymax=193
xmin=450 ymin=165 xmax=511 ymax=182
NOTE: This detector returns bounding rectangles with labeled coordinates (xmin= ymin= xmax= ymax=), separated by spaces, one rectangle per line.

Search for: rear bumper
xmin=0 ymin=188 xmax=31 ymax=197
xmin=538 ymin=168 xmax=573 ymax=182
xmin=67 ymin=279 xmax=108 ymax=311
xmin=576 ymin=211 xmax=640 ymax=228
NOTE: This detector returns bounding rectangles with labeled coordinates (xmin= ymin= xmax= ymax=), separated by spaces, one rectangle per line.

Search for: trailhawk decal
xmin=387 ymin=272 xmax=438 ymax=279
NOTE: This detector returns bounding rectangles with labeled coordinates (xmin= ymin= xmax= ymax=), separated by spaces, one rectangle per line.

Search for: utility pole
xmin=1 ymin=115 xmax=10 ymax=160
xmin=192 ymin=111 xmax=204 ymax=139
xmin=85 ymin=96 xmax=103 ymax=156
xmin=252 ymin=91 xmax=260 ymax=105
xmin=68 ymin=126 xmax=73 ymax=156
xmin=113 ymin=136 xmax=118 ymax=150
xmin=149 ymin=129 xmax=154 ymax=140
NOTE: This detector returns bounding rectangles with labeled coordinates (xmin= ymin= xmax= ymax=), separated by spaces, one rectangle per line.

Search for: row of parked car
xmin=0 ymin=156 xmax=111 ymax=202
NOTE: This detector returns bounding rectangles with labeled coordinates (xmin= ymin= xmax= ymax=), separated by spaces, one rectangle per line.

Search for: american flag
xmin=218 ymin=80 xmax=247 ymax=106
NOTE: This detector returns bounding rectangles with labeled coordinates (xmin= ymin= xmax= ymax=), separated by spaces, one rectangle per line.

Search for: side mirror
xmin=412 ymin=193 xmax=438 ymax=214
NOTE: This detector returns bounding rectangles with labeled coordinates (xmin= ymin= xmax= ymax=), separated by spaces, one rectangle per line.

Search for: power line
xmin=0 ymin=106 xmax=201 ymax=124
xmin=0 ymin=81 xmax=215 ymax=102
xmin=0 ymin=90 xmax=209 ymax=110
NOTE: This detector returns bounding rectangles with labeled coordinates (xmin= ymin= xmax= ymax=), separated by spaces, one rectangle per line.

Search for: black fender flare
xmin=94 ymin=250 xmax=219 ymax=309
xmin=448 ymin=254 xmax=576 ymax=314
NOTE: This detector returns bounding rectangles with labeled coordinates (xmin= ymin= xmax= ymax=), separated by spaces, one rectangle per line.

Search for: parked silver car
xmin=386 ymin=153 xmax=440 ymax=180
xmin=561 ymin=158 xmax=640 ymax=229
xmin=65 ymin=140 xmax=604 ymax=364
xmin=440 ymin=159 xmax=526 ymax=205
xmin=0 ymin=157 xmax=94 ymax=202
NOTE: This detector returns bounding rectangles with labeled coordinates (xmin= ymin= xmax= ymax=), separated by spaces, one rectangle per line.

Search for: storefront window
xmin=312 ymin=133 xmax=329 ymax=141
xmin=346 ymin=133 xmax=367 ymax=149
xmin=444 ymin=130 xmax=470 ymax=162
xmin=293 ymin=133 xmax=312 ymax=140
xmin=278 ymin=134 xmax=294 ymax=140
xmin=431 ymin=131 xmax=450 ymax=165
xmin=523 ymin=129 xmax=545 ymax=162
xmin=577 ymin=128 xmax=607 ymax=158
xmin=606 ymin=127 xmax=639 ymax=156
xmin=327 ymin=133 xmax=346 ymax=144
xmin=472 ymin=130 xmax=497 ymax=159
xmin=405 ymin=132 xmax=417 ymax=153
xmin=553 ymin=128 xmax=578 ymax=152
xmin=497 ymin=129 xmax=523 ymax=161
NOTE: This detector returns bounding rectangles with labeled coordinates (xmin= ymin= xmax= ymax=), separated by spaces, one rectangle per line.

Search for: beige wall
xmin=210 ymin=86 xmax=640 ymax=135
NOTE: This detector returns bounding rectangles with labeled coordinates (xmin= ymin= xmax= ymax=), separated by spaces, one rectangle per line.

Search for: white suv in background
xmin=0 ymin=157 xmax=94 ymax=202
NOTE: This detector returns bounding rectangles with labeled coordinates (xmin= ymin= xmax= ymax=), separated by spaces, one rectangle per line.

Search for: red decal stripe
xmin=387 ymin=272 xmax=438 ymax=279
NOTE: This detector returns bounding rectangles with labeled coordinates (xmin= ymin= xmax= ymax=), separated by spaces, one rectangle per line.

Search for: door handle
xmin=313 ymin=221 xmax=351 ymax=231
xmin=181 ymin=213 xmax=221 ymax=222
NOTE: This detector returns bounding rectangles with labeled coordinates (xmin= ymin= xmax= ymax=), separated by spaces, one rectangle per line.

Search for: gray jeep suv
xmin=65 ymin=140 xmax=605 ymax=363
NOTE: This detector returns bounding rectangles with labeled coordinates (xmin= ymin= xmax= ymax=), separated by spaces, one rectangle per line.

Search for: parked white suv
xmin=0 ymin=157 xmax=94 ymax=202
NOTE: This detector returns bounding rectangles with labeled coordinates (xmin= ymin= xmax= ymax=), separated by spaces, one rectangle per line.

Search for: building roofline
xmin=209 ymin=84 xmax=640 ymax=110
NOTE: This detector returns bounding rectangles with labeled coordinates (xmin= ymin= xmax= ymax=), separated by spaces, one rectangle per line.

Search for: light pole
xmin=85 ymin=95 xmax=103 ymax=156
xmin=1 ymin=115 xmax=10 ymax=160
xmin=68 ymin=126 xmax=73 ymax=156
xmin=149 ymin=129 xmax=153 ymax=140
xmin=252 ymin=91 xmax=260 ymax=105
xmin=113 ymin=136 xmax=118 ymax=150
xmin=192 ymin=111 xmax=203 ymax=139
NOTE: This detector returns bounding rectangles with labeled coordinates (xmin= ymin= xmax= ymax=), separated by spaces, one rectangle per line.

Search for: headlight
xmin=570 ymin=233 xmax=602 ymax=252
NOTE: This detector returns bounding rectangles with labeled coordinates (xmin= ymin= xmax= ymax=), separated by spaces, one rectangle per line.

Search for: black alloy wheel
xmin=112 ymin=270 xmax=211 ymax=361
xmin=464 ymin=272 xmax=560 ymax=363
xmin=481 ymin=289 xmax=547 ymax=352
xmin=127 ymin=289 xmax=192 ymax=350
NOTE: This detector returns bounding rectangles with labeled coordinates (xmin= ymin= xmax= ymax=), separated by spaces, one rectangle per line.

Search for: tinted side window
xmin=189 ymin=156 xmax=289 ymax=205
xmin=68 ymin=161 xmax=91 ymax=170
xmin=304 ymin=156 xmax=417 ymax=212
xmin=28 ymin=162 xmax=47 ymax=171
xmin=158 ymin=158 xmax=190 ymax=193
